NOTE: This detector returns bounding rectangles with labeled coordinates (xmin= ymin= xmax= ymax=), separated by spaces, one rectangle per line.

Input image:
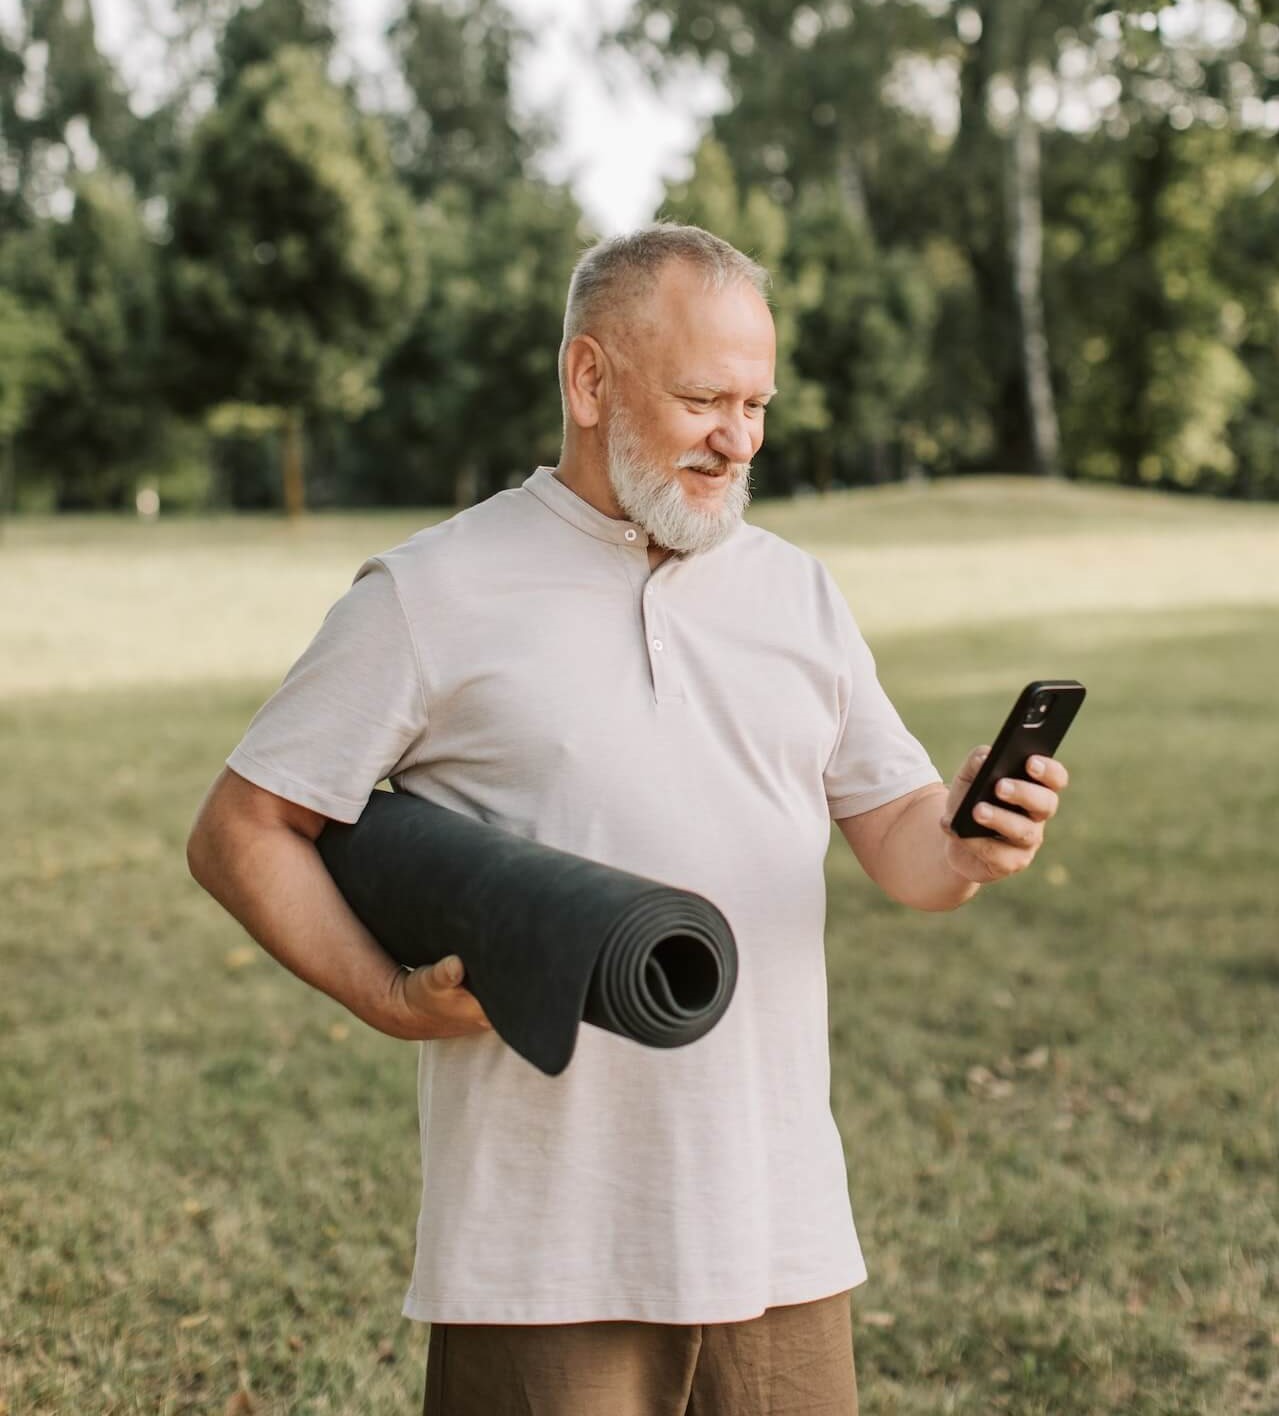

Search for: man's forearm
xmin=877 ymin=786 xmax=981 ymax=912
xmin=188 ymin=817 xmax=417 ymax=1038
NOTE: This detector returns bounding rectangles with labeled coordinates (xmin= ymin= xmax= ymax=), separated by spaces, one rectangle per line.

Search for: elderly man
xmin=188 ymin=223 xmax=1069 ymax=1415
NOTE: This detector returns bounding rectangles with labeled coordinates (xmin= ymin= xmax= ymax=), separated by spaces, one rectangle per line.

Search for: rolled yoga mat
xmin=316 ymin=789 xmax=739 ymax=1076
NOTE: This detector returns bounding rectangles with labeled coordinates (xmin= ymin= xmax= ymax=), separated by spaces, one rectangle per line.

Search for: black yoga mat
xmin=316 ymin=790 xmax=739 ymax=1076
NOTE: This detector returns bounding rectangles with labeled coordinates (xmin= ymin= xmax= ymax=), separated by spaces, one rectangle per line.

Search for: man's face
xmin=602 ymin=261 xmax=776 ymax=555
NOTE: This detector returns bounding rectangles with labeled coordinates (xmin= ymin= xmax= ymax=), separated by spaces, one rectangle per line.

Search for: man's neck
xmin=554 ymin=450 xmax=675 ymax=572
xmin=553 ymin=446 xmax=622 ymax=520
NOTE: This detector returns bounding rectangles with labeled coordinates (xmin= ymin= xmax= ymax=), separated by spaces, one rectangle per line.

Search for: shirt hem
xmin=828 ymin=766 xmax=943 ymax=820
xmin=399 ymin=1265 xmax=869 ymax=1327
xmin=225 ymin=748 xmax=368 ymax=824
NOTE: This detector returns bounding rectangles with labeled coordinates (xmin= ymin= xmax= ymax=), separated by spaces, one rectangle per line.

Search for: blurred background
xmin=2 ymin=2 xmax=1278 ymax=1414
xmin=0 ymin=0 xmax=1276 ymax=514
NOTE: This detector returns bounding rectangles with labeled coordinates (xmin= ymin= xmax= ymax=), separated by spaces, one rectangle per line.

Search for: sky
xmin=20 ymin=0 xmax=727 ymax=234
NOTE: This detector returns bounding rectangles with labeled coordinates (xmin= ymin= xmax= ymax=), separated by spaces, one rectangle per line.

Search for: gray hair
xmin=557 ymin=222 xmax=771 ymax=426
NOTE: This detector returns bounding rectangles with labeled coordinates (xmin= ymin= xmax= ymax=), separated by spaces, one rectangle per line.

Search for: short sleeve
xmin=226 ymin=558 xmax=430 ymax=823
xmin=820 ymin=571 xmax=942 ymax=819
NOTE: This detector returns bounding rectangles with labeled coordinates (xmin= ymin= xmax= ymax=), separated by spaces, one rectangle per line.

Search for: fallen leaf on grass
xmin=182 ymin=1198 xmax=207 ymax=1218
xmin=858 ymin=1311 xmax=897 ymax=1329
xmin=224 ymin=1391 xmax=255 ymax=1415
xmin=1046 ymin=864 xmax=1070 ymax=886
xmin=288 ymin=1334 xmax=304 ymax=1352
xmin=966 ymin=1065 xmax=1014 ymax=1100
xmin=1018 ymin=1046 xmax=1051 ymax=1071
xmin=328 ymin=1022 xmax=350 ymax=1043
xmin=178 ymin=1313 xmax=209 ymax=1330
xmin=376 ymin=1338 xmax=396 ymax=1364
xmin=224 ymin=947 xmax=256 ymax=971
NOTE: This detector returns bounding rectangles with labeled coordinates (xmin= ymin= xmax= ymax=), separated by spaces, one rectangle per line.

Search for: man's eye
xmin=685 ymin=397 xmax=713 ymax=408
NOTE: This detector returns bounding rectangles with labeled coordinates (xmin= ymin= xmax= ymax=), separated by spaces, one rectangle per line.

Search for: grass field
xmin=2 ymin=478 xmax=1277 ymax=1414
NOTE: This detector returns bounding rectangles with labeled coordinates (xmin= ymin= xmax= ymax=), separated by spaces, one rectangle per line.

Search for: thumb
xmin=431 ymin=955 xmax=465 ymax=988
xmin=941 ymin=745 xmax=991 ymax=830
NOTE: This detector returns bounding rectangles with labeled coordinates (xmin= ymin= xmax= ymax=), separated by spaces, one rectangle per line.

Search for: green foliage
xmin=0 ymin=169 xmax=163 ymax=509
xmin=0 ymin=0 xmax=1277 ymax=508
xmin=164 ymin=45 xmax=425 ymax=492
xmin=786 ymin=182 xmax=938 ymax=484
xmin=216 ymin=0 xmax=337 ymax=101
xmin=355 ymin=177 xmax=585 ymax=506
xmin=387 ymin=0 xmax=534 ymax=202
xmin=0 ymin=0 xmax=138 ymax=220
xmin=0 ymin=288 xmax=64 ymax=443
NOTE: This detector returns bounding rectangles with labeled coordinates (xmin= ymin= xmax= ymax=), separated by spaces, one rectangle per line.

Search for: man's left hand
xmin=939 ymin=746 xmax=1070 ymax=884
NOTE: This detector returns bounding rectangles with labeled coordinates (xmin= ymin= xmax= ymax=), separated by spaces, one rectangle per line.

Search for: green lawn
xmin=2 ymin=481 xmax=1277 ymax=1414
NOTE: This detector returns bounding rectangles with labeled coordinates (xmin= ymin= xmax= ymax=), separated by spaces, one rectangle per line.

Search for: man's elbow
xmin=186 ymin=806 xmax=222 ymax=893
xmin=186 ymin=776 xmax=239 ymax=894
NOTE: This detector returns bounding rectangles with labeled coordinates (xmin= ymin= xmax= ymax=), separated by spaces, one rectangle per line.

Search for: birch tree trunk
xmin=1008 ymin=62 xmax=1062 ymax=478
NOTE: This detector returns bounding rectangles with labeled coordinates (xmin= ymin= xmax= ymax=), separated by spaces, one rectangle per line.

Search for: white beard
xmin=604 ymin=402 xmax=752 ymax=556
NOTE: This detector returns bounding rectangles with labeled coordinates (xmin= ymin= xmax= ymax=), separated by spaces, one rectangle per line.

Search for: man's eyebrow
xmin=672 ymin=382 xmax=779 ymax=399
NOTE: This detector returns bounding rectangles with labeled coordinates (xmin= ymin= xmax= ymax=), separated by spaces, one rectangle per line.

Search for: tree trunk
xmin=954 ymin=2 xmax=1032 ymax=473
xmin=282 ymin=408 xmax=306 ymax=518
xmin=1008 ymin=62 xmax=1062 ymax=479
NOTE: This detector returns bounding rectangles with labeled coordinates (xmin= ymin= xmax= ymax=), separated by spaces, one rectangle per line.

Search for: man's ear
xmin=563 ymin=334 xmax=609 ymax=430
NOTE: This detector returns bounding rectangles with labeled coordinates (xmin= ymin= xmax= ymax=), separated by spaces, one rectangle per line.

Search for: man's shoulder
xmin=368 ymin=486 xmax=539 ymax=585
xmin=718 ymin=519 xmax=837 ymax=590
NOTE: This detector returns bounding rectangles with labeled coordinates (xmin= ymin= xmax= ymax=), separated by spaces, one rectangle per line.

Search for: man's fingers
xmin=430 ymin=955 xmax=466 ymax=989
xmin=970 ymin=801 xmax=1042 ymax=850
xmin=992 ymin=777 xmax=1059 ymax=822
xmin=1027 ymin=755 xmax=1070 ymax=792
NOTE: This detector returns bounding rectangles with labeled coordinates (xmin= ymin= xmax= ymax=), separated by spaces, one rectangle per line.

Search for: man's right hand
xmin=187 ymin=768 xmax=495 ymax=1046
xmin=395 ymin=956 xmax=494 ymax=1039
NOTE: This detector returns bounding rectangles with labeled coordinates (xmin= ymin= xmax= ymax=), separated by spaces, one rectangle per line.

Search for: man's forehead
xmin=642 ymin=264 xmax=775 ymax=371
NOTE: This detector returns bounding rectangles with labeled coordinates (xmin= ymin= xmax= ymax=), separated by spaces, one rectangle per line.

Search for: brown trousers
xmin=422 ymin=1290 xmax=858 ymax=1416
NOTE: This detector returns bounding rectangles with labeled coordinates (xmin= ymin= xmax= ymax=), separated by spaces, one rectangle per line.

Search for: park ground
xmin=1 ymin=477 xmax=1277 ymax=1414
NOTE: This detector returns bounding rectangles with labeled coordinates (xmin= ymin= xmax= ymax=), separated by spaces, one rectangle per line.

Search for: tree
xmin=0 ymin=169 xmax=163 ymax=509
xmin=785 ymin=182 xmax=937 ymax=489
xmin=164 ymin=45 xmax=425 ymax=515
xmin=216 ymin=0 xmax=337 ymax=101
xmin=387 ymin=0 xmax=534 ymax=203
xmin=0 ymin=0 xmax=144 ymax=227
xmin=346 ymin=0 xmax=582 ymax=509
xmin=357 ymin=176 xmax=584 ymax=507
xmin=0 ymin=287 xmax=64 ymax=526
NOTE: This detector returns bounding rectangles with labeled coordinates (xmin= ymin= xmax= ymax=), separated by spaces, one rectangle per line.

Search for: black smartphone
xmin=950 ymin=680 xmax=1086 ymax=839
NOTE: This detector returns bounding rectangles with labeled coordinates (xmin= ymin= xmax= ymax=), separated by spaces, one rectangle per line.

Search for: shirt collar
xmin=523 ymin=466 xmax=651 ymax=548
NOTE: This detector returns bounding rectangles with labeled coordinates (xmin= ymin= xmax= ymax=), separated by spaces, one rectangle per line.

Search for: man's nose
xmin=708 ymin=412 xmax=755 ymax=465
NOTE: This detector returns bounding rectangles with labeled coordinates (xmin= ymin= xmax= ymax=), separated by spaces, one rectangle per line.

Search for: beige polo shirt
xmin=227 ymin=466 xmax=942 ymax=1325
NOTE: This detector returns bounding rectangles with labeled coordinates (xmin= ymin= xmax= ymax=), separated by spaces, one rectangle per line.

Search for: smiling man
xmin=187 ymin=224 xmax=1069 ymax=1415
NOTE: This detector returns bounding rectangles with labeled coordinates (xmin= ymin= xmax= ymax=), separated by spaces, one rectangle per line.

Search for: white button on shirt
xmin=624 ymin=528 xmax=637 ymax=541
